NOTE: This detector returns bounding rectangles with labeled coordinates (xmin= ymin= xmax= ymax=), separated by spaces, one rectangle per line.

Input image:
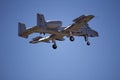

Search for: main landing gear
xmin=52 ymin=44 xmax=57 ymax=49
xmin=70 ymin=36 xmax=75 ymax=41
xmin=52 ymin=40 xmax=57 ymax=49
xmin=87 ymin=41 xmax=90 ymax=46
xmin=84 ymin=35 xmax=90 ymax=46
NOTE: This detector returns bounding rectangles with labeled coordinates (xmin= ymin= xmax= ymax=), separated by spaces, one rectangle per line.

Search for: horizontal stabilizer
xmin=18 ymin=22 xmax=28 ymax=38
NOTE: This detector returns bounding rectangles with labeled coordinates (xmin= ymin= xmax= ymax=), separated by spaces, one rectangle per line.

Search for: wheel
xmin=52 ymin=44 xmax=57 ymax=49
xmin=70 ymin=36 xmax=74 ymax=41
xmin=87 ymin=41 xmax=90 ymax=46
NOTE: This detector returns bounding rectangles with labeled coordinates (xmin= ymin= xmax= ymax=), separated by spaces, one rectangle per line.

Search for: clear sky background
xmin=0 ymin=0 xmax=120 ymax=80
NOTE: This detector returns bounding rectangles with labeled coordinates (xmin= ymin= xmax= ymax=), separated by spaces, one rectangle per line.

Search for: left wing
xmin=29 ymin=34 xmax=65 ymax=44
xmin=29 ymin=36 xmax=51 ymax=44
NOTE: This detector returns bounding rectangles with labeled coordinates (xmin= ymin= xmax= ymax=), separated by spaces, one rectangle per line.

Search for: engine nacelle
xmin=46 ymin=21 xmax=62 ymax=29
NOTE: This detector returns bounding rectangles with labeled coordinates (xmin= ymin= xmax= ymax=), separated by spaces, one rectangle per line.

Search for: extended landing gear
xmin=52 ymin=40 xmax=57 ymax=49
xmin=87 ymin=41 xmax=90 ymax=46
xmin=52 ymin=44 xmax=57 ymax=49
xmin=84 ymin=35 xmax=90 ymax=46
xmin=70 ymin=36 xmax=75 ymax=41
xmin=40 ymin=32 xmax=45 ymax=35
xmin=69 ymin=32 xmax=75 ymax=41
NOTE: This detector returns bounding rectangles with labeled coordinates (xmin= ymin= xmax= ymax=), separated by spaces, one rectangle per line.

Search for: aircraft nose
xmin=91 ymin=30 xmax=99 ymax=37
xmin=88 ymin=15 xmax=95 ymax=19
xmin=95 ymin=31 xmax=99 ymax=37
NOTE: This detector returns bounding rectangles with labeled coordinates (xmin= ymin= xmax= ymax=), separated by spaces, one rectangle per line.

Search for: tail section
xmin=18 ymin=22 xmax=28 ymax=38
xmin=37 ymin=13 xmax=46 ymax=28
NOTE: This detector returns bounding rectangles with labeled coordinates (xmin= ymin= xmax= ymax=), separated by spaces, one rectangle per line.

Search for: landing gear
xmin=84 ymin=35 xmax=90 ymax=46
xmin=52 ymin=40 xmax=57 ymax=49
xmin=40 ymin=32 xmax=45 ymax=35
xmin=69 ymin=32 xmax=75 ymax=41
xmin=52 ymin=44 xmax=57 ymax=49
xmin=70 ymin=36 xmax=75 ymax=41
xmin=87 ymin=41 xmax=90 ymax=46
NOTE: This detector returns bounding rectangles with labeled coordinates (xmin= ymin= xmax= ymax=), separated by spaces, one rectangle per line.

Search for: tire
xmin=87 ymin=41 xmax=90 ymax=46
xmin=52 ymin=44 xmax=57 ymax=49
xmin=70 ymin=36 xmax=74 ymax=41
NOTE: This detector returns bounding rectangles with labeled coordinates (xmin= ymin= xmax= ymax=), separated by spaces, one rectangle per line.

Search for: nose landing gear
xmin=84 ymin=35 xmax=90 ymax=46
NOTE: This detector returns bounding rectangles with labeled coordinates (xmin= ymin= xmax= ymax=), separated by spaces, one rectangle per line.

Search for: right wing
xmin=62 ymin=15 xmax=94 ymax=33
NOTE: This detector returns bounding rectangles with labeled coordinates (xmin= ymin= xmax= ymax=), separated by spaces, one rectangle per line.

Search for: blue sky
xmin=0 ymin=0 xmax=120 ymax=80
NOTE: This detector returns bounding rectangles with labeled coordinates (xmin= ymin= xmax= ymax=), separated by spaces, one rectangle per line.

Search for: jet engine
xmin=46 ymin=21 xmax=62 ymax=29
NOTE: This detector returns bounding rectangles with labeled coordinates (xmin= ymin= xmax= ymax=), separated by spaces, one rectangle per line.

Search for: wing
xmin=29 ymin=34 xmax=65 ymax=44
xmin=62 ymin=15 xmax=94 ymax=33
xmin=29 ymin=36 xmax=51 ymax=44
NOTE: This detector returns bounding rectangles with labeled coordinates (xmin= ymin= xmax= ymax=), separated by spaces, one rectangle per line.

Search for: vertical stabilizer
xmin=37 ymin=13 xmax=46 ymax=27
